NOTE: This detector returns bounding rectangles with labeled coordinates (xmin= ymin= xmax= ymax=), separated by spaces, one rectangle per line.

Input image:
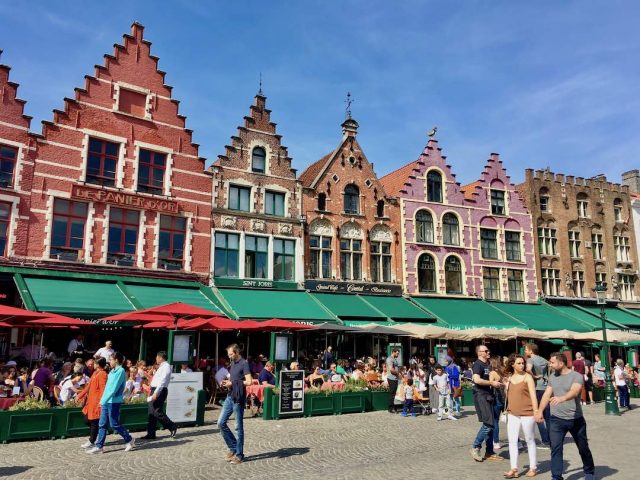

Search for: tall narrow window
xmin=490 ymin=190 xmax=506 ymax=215
xmin=480 ymin=228 xmax=498 ymax=259
xmin=595 ymin=272 xmax=606 ymax=290
xmin=317 ymin=193 xmax=327 ymax=211
xmin=107 ymin=208 xmax=139 ymax=266
xmin=569 ymin=231 xmax=581 ymax=258
xmin=541 ymin=268 xmax=560 ymax=296
xmin=415 ymin=210 xmax=434 ymax=243
xmin=614 ymin=199 xmax=623 ymax=223
xmin=86 ymin=137 xmax=118 ymax=187
xmin=265 ymin=191 xmax=285 ymax=216
xmin=158 ymin=215 xmax=186 ymax=270
xmin=310 ymin=235 xmax=332 ymax=279
xmin=0 ymin=144 xmax=17 ymax=188
xmin=483 ymin=267 xmax=500 ymax=300
xmin=577 ymin=194 xmax=589 ymax=218
xmin=251 ymin=147 xmax=266 ymax=173
xmin=507 ymin=270 xmax=524 ymax=301
xmin=539 ymin=188 xmax=550 ymax=213
xmin=51 ymin=199 xmax=88 ymax=261
xmin=229 ymin=185 xmax=251 ymax=212
xmin=274 ymin=238 xmax=295 ymax=281
xmin=427 ymin=171 xmax=443 ymax=203
xmin=340 ymin=238 xmax=362 ymax=280
xmin=614 ymin=235 xmax=631 ymax=262
xmin=445 ymin=256 xmax=463 ymax=294
xmin=245 ymin=235 xmax=268 ymax=279
xmin=572 ymin=271 xmax=585 ymax=297
xmin=592 ymin=233 xmax=603 ymax=260
xmin=371 ymin=241 xmax=392 ymax=283
xmin=619 ymin=274 xmax=634 ymax=301
xmin=538 ymin=228 xmax=557 ymax=255
xmin=442 ymin=213 xmax=459 ymax=245
xmin=137 ymin=149 xmax=166 ymax=195
xmin=344 ymin=184 xmax=360 ymax=214
xmin=505 ymin=231 xmax=521 ymax=261
xmin=417 ymin=253 xmax=436 ymax=293
xmin=376 ymin=200 xmax=385 ymax=218
xmin=0 ymin=202 xmax=11 ymax=256
xmin=214 ymin=232 xmax=239 ymax=277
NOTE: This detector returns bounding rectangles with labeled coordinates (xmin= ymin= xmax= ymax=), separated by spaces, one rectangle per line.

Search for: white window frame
xmin=112 ymin=81 xmax=153 ymax=120
xmin=132 ymin=141 xmax=174 ymax=197
xmin=569 ymin=230 xmax=581 ymax=258
xmin=81 ymin=130 xmax=127 ymax=189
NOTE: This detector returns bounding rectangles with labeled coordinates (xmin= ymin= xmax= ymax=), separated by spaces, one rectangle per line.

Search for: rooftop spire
xmin=258 ymin=72 xmax=264 ymax=96
xmin=345 ymin=91 xmax=353 ymax=119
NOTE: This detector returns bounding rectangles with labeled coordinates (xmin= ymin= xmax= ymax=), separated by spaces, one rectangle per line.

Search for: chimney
xmin=622 ymin=170 xmax=640 ymax=193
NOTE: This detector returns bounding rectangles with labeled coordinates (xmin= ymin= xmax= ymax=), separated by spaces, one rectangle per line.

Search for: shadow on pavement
xmin=245 ymin=447 xmax=310 ymax=462
xmin=566 ymin=466 xmax=619 ymax=480
xmin=0 ymin=466 xmax=32 ymax=477
xmin=109 ymin=439 xmax=192 ymax=452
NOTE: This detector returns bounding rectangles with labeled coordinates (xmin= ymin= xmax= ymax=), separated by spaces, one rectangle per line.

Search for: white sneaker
xmin=493 ymin=442 xmax=501 ymax=450
xmin=86 ymin=447 xmax=104 ymax=454
xmin=124 ymin=438 xmax=135 ymax=452
xmin=80 ymin=441 xmax=94 ymax=449
xmin=437 ymin=416 xmax=443 ymax=421
xmin=447 ymin=415 xmax=458 ymax=421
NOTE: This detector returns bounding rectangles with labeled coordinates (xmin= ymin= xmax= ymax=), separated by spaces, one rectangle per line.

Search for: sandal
xmin=503 ymin=469 xmax=520 ymax=478
xmin=525 ymin=469 xmax=538 ymax=477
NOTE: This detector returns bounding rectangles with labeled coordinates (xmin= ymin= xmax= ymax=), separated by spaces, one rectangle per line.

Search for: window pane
xmin=229 ymin=187 xmax=239 ymax=209
xmin=227 ymin=233 xmax=239 ymax=250
xmin=239 ymin=188 xmax=250 ymax=211
xmin=265 ymin=192 xmax=274 ymax=214
xmin=284 ymin=240 xmax=295 ymax=254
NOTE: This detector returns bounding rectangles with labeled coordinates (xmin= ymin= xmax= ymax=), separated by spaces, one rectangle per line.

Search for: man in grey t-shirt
xmin=525 ymin=343 xmax=550 ymax=447
xmin=385 ymin=349 xmax=400 ymax=413
xmin=537 ymin=353 xmax=594 ymax=480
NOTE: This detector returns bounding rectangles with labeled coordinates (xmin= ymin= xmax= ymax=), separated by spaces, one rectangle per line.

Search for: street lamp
xmin=593 ymin=282 xmax=620 ymax=416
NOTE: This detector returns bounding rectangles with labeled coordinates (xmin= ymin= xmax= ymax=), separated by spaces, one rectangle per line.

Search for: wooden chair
xmin=30 ymin=386 xmax=44 ymax=401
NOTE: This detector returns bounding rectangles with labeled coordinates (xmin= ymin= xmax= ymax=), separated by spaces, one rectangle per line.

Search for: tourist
xmin=32 ymin=358 xmax=54 ymax=399
xmin=77 ymin=357 xmax=108 ymax=449
xmin=258 ymin=362 xmax=276 ymax=386
xmin=88 ymin=352 xmax=135 ymax=454
xmin=180 ymin=363 xmax=193 ymax=373
xmin=141 ymin=351 xmax=177 ymax=440
xmin=463 ymin=361 xmax=474 ymax=381
xmin=215 ymin=362 xmax=230 ymax=387
xmin=592 ymin=354 xmax=605 ymax=387
xmin=571 ymin=352 xmax=586 ymax=406
xmin=445 ymin=356 xmax=462 ymax=416
xmin=400 ymin=377 xmax=417 ymax=417
xmin=124 ymin=367 xmax=141 ymax=398
xmin=503 ymin=354 xmax=539 ymax=478
xmin=614 ymin=359 xmax=630 ymax=410
xmin=55 ymin=362 xmax=73 ymax=386
xmin=351 ymin=361 xmax=365 ymax=381
xmin=490 ymin=356 xmax=506 ymax=451
xmin=583 ymin=355 xmax=594 ymax=405
xmin=322 ymin=346 xmax=335 ymax=370
xmin=95 ymin=340 xmax=114 ymax=361
xmin=386 ymin=348 xmax=401 ymax=413
xmin=426 ymin=356 xmax=440 ymax=409
xmin=59 ymin=372 xmax=85 ymax=405
xmin=536 ymin=353 xmax=595 ymax=480
xmin=217 ymin=344 xmax=253 ymax=464
xmin=524 ymin=343 xmax=551 ymax=448
xmin=307 ymin=366 xmax=325 ymax=388
xmin=432 ymin=364 xmax=457 ymax=421
xmin=470 ymin=345 xmax=503 ymax=463
xmin=16 ymin=367 xmax=32 ymax=395
xmin=84 ymin=358 xmax=95 ymax=377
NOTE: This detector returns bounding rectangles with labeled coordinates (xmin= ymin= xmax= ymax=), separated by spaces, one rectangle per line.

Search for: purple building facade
xmin=380 ymin=139 xmax=537 ymax=301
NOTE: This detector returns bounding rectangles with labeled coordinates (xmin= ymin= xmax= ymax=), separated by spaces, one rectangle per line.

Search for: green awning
xmin=550 ymin=305 xmax=624 ymax=330
xmin=579 ymin=306 xmax=640 ymax=328
xmin=410 ymin=297 xmax=526 ymax=329
xmin=123 ymin=284 xmax=223 ymax=313
xmin=489 ymin=302 xmax=591 ymax=332
xmin=359 ymin=295 xmax=435 ymax=322
xmin=310 ymin=293 xmax=388 ymax=320
xmin=213 ymin=288 xmax=338 ymax=322
xmin=343 ymin=320 xmax=396 ymax=326
xmin=21 ymin=277 xmax=134 ymax=316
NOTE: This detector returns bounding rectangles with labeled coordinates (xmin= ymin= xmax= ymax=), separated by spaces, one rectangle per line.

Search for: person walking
xmin=503 ymin=354 xmax=539 ymax=478
xmin=470 ymin=345 xmax=503 ymax=463
xmin=385 ymin=348 xmax=401 ymax=413
xmin=445 ymin=356 xmax=462 ymax=416
xmin=218 ymin=344 xmax=253 ymax=464
xmin=77 ymin=357 xmax=108 ymax=449
xmin=536 ymin=353 xmax=595 ymax=480
xmin=524 ymin=343 xmax=551 ymax=449
xmin=87 ymin=352 xmax=135 ymax=454
xmin=614 ymin=359 xmax=630 ymax=410
xmin=140 ymin=351 xmax=177 ymax=440
xmin=592 ymin=354 xmax=605 ymax=387
xmin=490 ymin=356 xmax=506 ymax=451
xmin=571 ymin=352 xmax=587 ymax=406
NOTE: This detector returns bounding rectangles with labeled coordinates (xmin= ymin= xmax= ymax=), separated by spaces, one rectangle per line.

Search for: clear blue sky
xmin=2 ymin=1 xmax=639 ymax=185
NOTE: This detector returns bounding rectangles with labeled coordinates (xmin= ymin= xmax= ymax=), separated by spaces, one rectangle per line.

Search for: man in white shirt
xmin=614 ymin=358 xmax=630 ymax=409
xmin=140 ymin=351 xmax=177 ymax=440
xmin=94 ymin=341 xmax=114 ymax=361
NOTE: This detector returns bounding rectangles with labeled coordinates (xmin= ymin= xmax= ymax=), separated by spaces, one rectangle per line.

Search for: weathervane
xmin=345 ymin=92 xmax=353 ymax=119
xmin=427 ymin=126 xmax=438 ymax=138
xmin=258 ymin=72 xmax=263 ymax=96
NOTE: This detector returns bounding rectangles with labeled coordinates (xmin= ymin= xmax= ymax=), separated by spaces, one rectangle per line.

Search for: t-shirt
xmin=33 ymin=367 xmax=52 ymax=391
xmin=336 ymin=365 xmax=347 ymax=375
xmin=593 ymin=361 xmax=605 ymax=379
xmin=472 ymin=359 xmax=491 ymax=393
xmin=614 ymin=366 xmax=626 ymax=386
xmin=386 ymin=356 xmax=400 ymax=381
xmin=527 ymin=355 xmax=549 ymax=391
xmin=230 ymin=358 xmax=251 ymax=402
xmin=404 ymin=385 xmax=414 ymax=400
xmin=432 ymin=373 xmax=450 ymax=395
xmin=215 ymin=367 xmax=229 ymax=386
xmin=572 ymin=359 xmax=585 ymax=375
xmin=548 ymin=370 xmax=584 ymax=420
xmin=258 ymin=369 xmax=276 ymax=386
xmin=59 ymin=376 xmax=76 ymax=402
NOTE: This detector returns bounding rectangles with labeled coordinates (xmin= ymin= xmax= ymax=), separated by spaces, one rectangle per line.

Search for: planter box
xmin=592 ymin=387 xmax=604 ymax=403
xmin=630 ymin=385 xmax=640 ymax=399
xmin=333 ymin=392 xmax=367 ymax=414
xmin=370 ymin=390 xmax=389 ymax=411
xmin=461 ymin=389 xmax=474 ymax=407
xmin=304 ymin=394 xmax=335 ymax=417
xmin=0 ymin=409 xmax=56 ymax=443
xmin=55 ymin=408 xmax=89 ymax=438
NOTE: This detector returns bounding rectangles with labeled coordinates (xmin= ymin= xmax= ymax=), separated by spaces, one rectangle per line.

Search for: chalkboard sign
xmin=279 ymin=370 xmax=305 ymax=416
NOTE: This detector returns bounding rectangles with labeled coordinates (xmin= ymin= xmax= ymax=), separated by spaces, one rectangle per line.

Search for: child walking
xmin=401 ymin=378 xmax=417 ymax=417
xmin=432 ymin=365 xmax=458 ymax=421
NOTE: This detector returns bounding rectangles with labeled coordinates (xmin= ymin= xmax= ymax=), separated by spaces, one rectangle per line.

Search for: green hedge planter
xmin=0 ymin=410 xmax=56 ymax=443
xmin=370 ymin=391 xmax=389 ymax=411
xmin=304 ymin=394 xmax=335 ymax=417
xmin=630 ymin=385 xmax=640 ymax=398
xmin=461 ymin=389 xmax=474 ymax=407
xmin=333 ymin=392 xmax=367 ymax=414
xmin=592 ymin=387 xmax=604 ymax=403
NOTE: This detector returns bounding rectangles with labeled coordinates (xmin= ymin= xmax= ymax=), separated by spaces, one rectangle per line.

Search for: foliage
xmin=343 ymin=378 xmax=368 ymax=393
xmin=368 ymin=383 xmax=389 ymax=392
xmin=124 ymin=394 xmax=148 ymax=405
xmin=8 ymin=397 xmax=51 ymax=411
xmin=462 ymin=379 xmax=474 ymax=389
xmin=61 ymin=398 xmax=84 ymax=408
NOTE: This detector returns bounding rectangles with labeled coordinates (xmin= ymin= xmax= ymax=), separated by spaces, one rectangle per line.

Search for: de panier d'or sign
xmin=72 ymin=185 xmax=179 ymax=214
xmin=304 ymin=280 xmax=402 ymax=296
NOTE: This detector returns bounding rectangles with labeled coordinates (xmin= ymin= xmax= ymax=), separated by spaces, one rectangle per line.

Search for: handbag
xmin=453 ymin=386 xmax=463 ymax=398
xmin=500 ymin=382 xmax=509 ymax=424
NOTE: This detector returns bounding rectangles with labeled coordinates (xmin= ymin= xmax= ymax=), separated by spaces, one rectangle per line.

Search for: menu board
xmin=278 ymin=370 xmax=305 ymax=416
xmin=166 ymin=372 xmax=203 ymax=423
xmin=172 ymin=334 xmax=191 ymax=363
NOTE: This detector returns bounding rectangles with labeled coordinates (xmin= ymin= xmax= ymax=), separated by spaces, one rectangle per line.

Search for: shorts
xmin=584 ymin=378 xmax=593 ymax=392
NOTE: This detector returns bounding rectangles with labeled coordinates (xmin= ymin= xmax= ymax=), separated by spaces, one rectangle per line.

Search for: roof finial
xmin=427 ymin=126 xmax=438 ymax=138
xmin=345 ymin=92 xmax=353 ymax=119
xmin=258 ymin=72 xmax=263 ymax=96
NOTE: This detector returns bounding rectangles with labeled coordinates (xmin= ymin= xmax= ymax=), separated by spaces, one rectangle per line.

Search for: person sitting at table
xmin=124 ymin=367 xmax=141 ymax=398
xmin=32 ymin=358 xmax=54 ymax=401
xmin=328 ymin=363 xmax=346 ymax=383
xmin=73 ymin=361 xmax=90 ymax=387
xmin=307 ymin=366 xmax=325 ymax=388
xmin=351 ymin=361 xmax=365 ymax=381
xmin=215 ymin=362 xmax=230 ymax=387
xmin=289 ymin=361 xmax=300 ymax=371
xmin=336 ymin=360 xmax=348 ymax=376
xmin=258 ymin=362 xmax=276 ymax=386
xmin=16 ymin=367 xmax=32 ymax=396
xmin=55 ymin=362 xmax=73 ymax=386
xmin=59 ymin=372 xmax=85 ymax=405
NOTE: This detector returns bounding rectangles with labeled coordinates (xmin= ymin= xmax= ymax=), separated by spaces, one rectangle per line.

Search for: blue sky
xmin=2 ymin=1 xmax=639 ymax=185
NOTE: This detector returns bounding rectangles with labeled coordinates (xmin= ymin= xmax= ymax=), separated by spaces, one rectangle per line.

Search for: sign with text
xmin=278 ymin=370 xmax=305 ymax=416
xmin=304 ymin=280 xmax=402 ymax=296
xmin=72 ymin=185 xmax=179 ymax=213
xmin=213 ymin=277 xmax=300 ymax=290
xmin=166 ymin=372 xmax=203 ymax=423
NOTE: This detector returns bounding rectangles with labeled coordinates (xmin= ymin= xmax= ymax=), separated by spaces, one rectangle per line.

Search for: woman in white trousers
xmin=503 ymin=354 xmax=539 ymax=478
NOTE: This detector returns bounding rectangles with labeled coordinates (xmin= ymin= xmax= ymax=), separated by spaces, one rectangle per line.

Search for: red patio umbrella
xmin=140 ymin=317 xmax=243 ymax=331
xmin=0 ymin=304 xmax=65 ymax=323
xmin=101 ymin=302 xmax=226 ymax=323
xmin=25 ymin=314 xmax=92 ymax=327
xmin=254 ymin=318 xmax=315 ymax=331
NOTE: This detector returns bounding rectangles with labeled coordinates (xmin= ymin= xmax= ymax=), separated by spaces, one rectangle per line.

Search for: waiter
xmin=140 ymin=351 xmax=177 ymax=440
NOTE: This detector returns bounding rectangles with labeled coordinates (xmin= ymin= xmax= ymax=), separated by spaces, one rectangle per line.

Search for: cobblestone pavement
xmin=1 ymin=399 xmax=636 ymax=480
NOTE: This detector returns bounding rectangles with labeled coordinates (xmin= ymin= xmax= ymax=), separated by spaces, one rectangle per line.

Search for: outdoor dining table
xmin=0 ymin=396 xmax=24 ymax=410
xmin=246 ymin=384 xmax=268 ymax=402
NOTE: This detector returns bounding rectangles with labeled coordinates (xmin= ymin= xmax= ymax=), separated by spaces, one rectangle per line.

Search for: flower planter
xmin=370 ymin=390 xmax=389 ymax=411
xmin=0 ymin=409 xmax=56 ymax=443
xmin=592 ymin=387 xmax=604 ymax=403
xmin=461 ymin=389 xmax=474 ymax=407
xmin=55 ymin=408 xmax=89 ymax=438
xmin=333 ymin=392 xmax=367 ymax=414
xmin=304 ymin=394 xmax=335 ymax=417
xmin=630 ymin=385 xmax=640 ymax=399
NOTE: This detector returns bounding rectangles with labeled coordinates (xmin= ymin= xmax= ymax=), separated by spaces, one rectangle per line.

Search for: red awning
xmin=101 ymin=302 xmax=226 ymax=323
xmin=25 ymin=314 xmax=92 ymax=327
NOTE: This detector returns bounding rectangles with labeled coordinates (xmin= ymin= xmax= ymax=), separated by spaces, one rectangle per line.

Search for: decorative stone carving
xmin=370 ymin=225 xmax=392 ymax=242
xmin=340 ymin=221 xmax=363 ymax=239
xmin=221 ymin=216 xmax=236 ymax=229
xmin=309 ymin=219 xmax=333 ymax=236
xmin=252 ymin=219 xmax=266 ymax=232
xmin=279 ymin=223 xmax=293 ymax=235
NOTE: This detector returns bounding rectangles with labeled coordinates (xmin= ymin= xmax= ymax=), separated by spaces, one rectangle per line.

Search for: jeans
xmin=492 ymin=399 xmax=503 ymax=444
xmin=450 ymin=393 xmax=461 ymax=413
xmin=618 ymin=385 xmax=630 ymax=408
xmin=217 ymin=396 xmax=245 ymax=460
xmin=402 ymin=399 xmax=415 ymax=416
xmin=95 ymin=402 xmax=132 ymax=449
xmin=549 ymin=416 xmax=594 ymax=480
xmin=507 ymin=415 xmax=537 ymax=470
xmin=535 ymin=390 xmax=550 ymax=444
xmin=387 ymin=379 xmax=398 ymax=411
xmin=438 ymin=393 xmax=452 ymax=417
xmin=147 ymin=387 xmax=176 ymax=437
xmin=473 ymin=423 xmax=495 ymax=456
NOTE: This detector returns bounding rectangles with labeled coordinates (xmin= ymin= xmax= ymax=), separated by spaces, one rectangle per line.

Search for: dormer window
xmin=426 ymin=171 xmax=443 ymax=203
xmin=251 ymin=147 xmax=266 ymax=173
xmin=318 ymin=193 xmax=327 ymax=211
xmin=344 ymin=184 xmax=360 ymax=214
xmin=376 ymin=200 xmax=385 ymax=218
xmin=577 ymin=193 xmax=589 ymax=218
xmin=490 ymin=190 xmax=506 ymax=215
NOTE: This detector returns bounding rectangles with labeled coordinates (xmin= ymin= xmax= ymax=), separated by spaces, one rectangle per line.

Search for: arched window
xmin=442 ymin=213 xmax=459 ymax=245
xmin=418 ymin=253 xmax=436 ymax=292
xmin=576 ymin=192 xmax=589 ymax=218
xmin=317 ymin=193 xmax=327 ymax=211
xmin=344 ymin=184 xmax=360 ymax=214
xmin=415 ymin=210 xmax=434 ymax=243
xmin=427 ymin=171 xmax=443 ymax=203
xmin=251 ymin=147 xmax=266 ymax=173
xmin=614 ymin=198 xmax=623 ymax=223
xmin=539 ymin=187 xmax=550 ymax=212
xmin=376 ymin=200 xmax=385 ymax=218
xmin=445 ymin=256 xmax=462 ymax=294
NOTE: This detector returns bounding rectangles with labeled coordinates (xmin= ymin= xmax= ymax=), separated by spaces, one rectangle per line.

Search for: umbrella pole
xmin=215 ymin=332 xmax=219 ymax=370
xmin=138 ymin=329 xmax=144 ymax=361
xmin=196 ymin=331 xmax=201 ymax=365
xmin=29 ymin=330 xmax=35 ymax=369
xmin=39 ymin=328 xmax=44 ymax=362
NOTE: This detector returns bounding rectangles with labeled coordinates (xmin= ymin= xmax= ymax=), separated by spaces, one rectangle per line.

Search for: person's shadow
xmin=536 ymin=460 xmax=619 ymax=480
xmin=0 ymin=466 xmax=32 ymax=477
xmin=244 ymin=447 xmax=310 ymax=462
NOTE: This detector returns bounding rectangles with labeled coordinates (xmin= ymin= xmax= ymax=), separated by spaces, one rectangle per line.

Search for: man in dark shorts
xmin=470 ymin=345 xmax=503 ymax=462
xmin=386 ymin=348 xmax=400 ymax=413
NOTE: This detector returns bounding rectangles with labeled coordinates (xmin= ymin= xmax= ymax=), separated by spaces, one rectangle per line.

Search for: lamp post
xmin=593 ymin=282 xmax=620 ymax=416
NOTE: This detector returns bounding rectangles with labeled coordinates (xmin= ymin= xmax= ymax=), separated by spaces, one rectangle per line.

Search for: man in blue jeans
xmin=525 ymin=343 xmax=551 ymax=448
xmin=537 ymin=353 xmax=595 ymax=480
xmin=218 ymin=344 xmax=253 ymax=464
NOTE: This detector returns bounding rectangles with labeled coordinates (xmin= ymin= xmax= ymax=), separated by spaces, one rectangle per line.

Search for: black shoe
xmin=170 ymin=427 xmax=178 ymax=438
xmin=139 ymin=435 xmax=157 ymax=441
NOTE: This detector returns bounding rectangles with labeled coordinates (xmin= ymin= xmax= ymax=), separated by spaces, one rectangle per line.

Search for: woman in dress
xmin=77 ymin=357 xmax=108 ymax=449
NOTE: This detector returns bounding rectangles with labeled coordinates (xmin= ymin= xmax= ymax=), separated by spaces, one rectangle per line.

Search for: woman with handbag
xmin=489 ymin=357 xmax=506 ymax=450
xmin=503 ymin=354 xmax=540 ymax=478
xmin=77 ymin=357 xmax=108 ymax=449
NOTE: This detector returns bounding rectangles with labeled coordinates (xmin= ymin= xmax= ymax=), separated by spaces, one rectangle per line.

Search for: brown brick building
xmin=517 ymin=169 xmax=640 ymax=304
xmin=299 ymin=117 xmax=402 ymax=291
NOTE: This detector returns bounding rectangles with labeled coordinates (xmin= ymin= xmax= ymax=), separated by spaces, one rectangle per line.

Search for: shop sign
xmin=72 ymin=185 xmax=179 ymax=213
xmin=279 ymin=370 xmax=305 ymax=417
xmin=166 ymin=372 xmax=203 ymax=423
xmin=304 ymin=280 xmax=402 ymax=296
xmin=213 ymin=277 xmax=300 ymax=291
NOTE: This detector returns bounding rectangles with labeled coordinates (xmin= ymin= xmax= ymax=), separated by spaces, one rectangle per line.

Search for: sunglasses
xmin=479 ymin=350 xmax=490 ymax=354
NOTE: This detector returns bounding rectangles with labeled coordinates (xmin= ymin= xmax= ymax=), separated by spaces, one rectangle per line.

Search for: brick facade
xmin=517 ymin=169 xmax=640 ymax=304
